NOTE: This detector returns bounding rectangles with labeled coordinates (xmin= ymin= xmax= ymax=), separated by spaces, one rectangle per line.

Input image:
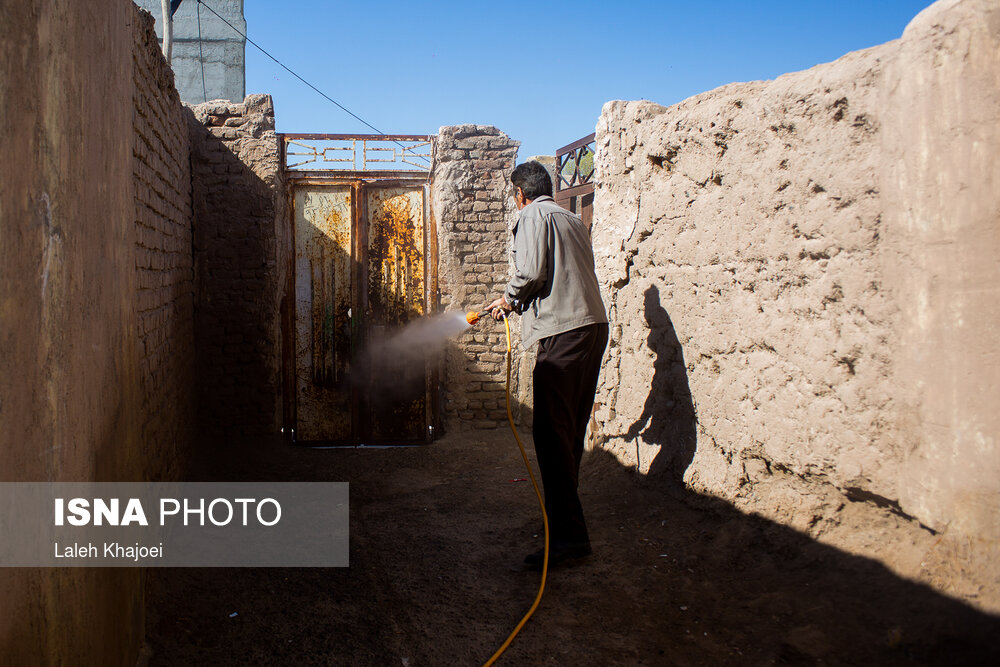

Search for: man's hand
xmin=487 ymin=296 xmax=513 ymax=321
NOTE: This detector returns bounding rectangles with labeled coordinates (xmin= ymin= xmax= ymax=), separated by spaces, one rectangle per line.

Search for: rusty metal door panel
xmin=294 ymin=185 xmax=354 ymax=441
xmin=365 ymin=186 xmax=427 ymax=442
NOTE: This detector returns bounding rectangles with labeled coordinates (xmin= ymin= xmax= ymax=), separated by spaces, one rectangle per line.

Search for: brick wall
xmin=1 ymin=2 xmax=196 ymax=663
xmin=133 ymin=9 xmax=195 ymax=480
xmin=187 ymin=95 xmax=286 ymax=438
xmin=431 ymin=125 xmax=521 ymax=430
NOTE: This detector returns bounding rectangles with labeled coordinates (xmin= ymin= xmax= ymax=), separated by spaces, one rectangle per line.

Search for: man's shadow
xmin=625 ymin=284 xmax=697 ymax=483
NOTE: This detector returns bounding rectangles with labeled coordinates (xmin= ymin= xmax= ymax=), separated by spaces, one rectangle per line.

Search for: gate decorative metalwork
xmin=284 ymin=133 xmax=431 ymax=174
xmin=555 ymin=132 xmax=596 ymax=228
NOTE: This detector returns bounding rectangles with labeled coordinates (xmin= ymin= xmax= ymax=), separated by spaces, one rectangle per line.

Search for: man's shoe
xmin=523 ymin=541 xmax=592 ymax=570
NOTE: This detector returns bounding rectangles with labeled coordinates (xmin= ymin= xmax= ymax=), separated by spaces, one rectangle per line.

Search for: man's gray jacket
xmin=504 ymin=195 xmax=607 ymax=347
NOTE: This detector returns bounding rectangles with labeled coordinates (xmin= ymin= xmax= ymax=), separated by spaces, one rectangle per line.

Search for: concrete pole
xmin=160 ymin=0 xmax=173 ymax=62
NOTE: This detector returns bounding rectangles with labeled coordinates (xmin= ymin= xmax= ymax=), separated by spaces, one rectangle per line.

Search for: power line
xmin=194 ymin=0 xmax=429 ymax=163
xmin=196 ymin=1 xmax=207 ymax=103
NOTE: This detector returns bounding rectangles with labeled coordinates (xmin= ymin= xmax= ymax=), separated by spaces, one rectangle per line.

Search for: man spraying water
xmin=486 ymin=161 xmax=608 ymax=570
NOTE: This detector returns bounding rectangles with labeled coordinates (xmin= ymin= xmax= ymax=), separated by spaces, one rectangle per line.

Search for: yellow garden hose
xmin=482 ymin=313 xmax=550 ymax=666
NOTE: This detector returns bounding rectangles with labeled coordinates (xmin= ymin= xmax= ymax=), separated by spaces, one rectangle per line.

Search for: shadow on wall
xmin=586 ymin=290 xmax=1000 ymax=659
xmin=188 ymin=114 xmax=282 ymax=444
xmin=621 ymin=284 xmax=697 ymax=481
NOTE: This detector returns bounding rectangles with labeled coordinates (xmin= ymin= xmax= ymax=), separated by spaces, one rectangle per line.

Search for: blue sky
xmin=243 ymin=0 xmax=936 ymax=161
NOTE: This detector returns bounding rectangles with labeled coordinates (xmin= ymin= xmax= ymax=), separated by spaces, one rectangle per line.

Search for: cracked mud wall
xmin=596 ymin=51 xmax=891 ymax=508
xmin=592 ymin=0 xmax=999 ymax=611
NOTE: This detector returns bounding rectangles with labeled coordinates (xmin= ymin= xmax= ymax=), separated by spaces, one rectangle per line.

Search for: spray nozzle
xmin=466 ymin=310 xmax=486 ymax=325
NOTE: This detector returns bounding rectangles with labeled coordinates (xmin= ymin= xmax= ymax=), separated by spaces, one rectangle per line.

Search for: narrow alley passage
xmin=145 ymin=430 xmax=999 ymax=666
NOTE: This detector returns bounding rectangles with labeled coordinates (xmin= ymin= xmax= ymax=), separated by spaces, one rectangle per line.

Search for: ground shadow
xmin=624 ymin=284 xmax=697 ymax=482
xmin=581 ymin=446 xmax=1000 ymax=665
xmin=147 ymin=416 xmax=1000 ymax=666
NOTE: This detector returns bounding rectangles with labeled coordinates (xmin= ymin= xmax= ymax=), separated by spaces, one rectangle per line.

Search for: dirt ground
xmin=144 ymin=429 xmax=999 ymax=666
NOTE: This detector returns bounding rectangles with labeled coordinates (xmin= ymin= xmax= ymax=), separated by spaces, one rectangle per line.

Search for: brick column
xmin=432 ymin=125 xmax=523 ymax=430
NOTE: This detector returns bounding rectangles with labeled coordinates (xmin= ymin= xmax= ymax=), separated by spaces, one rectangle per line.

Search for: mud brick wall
xmin=133 ymin=8 xmax=196 ymax=481
xmin=592 ymin=0 xmax=999 ymax=613
xmin=431 ymin=125 xmax=522 ymax=430
xmin=187 ymin=95 xmax=286 ymax=438
xmin=1 ymin=2 xmax=195 ymax=663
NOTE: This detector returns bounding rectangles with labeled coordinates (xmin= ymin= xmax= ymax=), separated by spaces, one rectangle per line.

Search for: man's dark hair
xmin=511 ymin=161 xmax=553 ymax=200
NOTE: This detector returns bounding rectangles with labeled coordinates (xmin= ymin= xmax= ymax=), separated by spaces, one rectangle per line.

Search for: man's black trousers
xmin=532 ymin=322 xmax=609 ymax=546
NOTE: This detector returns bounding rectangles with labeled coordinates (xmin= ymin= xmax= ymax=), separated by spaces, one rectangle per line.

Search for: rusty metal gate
xmin=281 ymin=134 xmax=437 ymax=444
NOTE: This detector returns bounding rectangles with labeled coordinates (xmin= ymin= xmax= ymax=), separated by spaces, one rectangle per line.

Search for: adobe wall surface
xmin=187 ymin=95 xmax=287 ymax=438
xmin=592 ymin=0 xmax=999 ymax=611
xmin=431 ymin=126 xmax=524 ymax=430
xmin=880 ymin=0 xmax=1000 ymax=555
xmin=0 ymin=1 xmax=194 ymax=663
